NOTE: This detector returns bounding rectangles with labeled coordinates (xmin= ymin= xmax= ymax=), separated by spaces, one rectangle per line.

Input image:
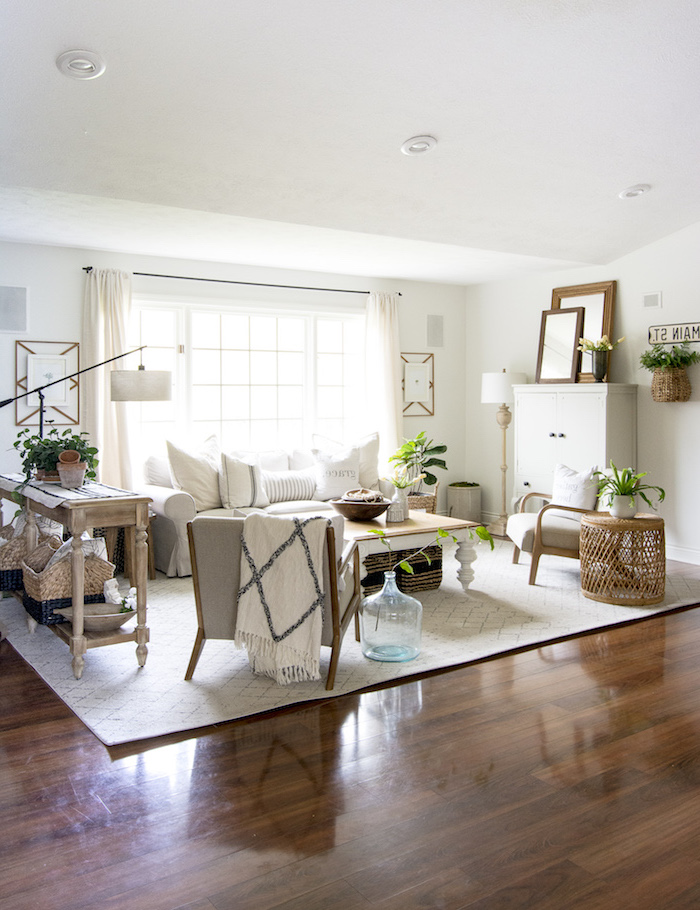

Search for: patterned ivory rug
xmin=3 ymin=539 xmax=700 ymax=746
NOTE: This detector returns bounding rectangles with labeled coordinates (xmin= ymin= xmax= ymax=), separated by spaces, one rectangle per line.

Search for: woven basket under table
xmin=23 ymin=591 xmax=107 ymax=625
xmin=22 ymin=544 xmax=115 ymax=603
xmin=0 ymin=524 xmax=61 ymax=591
xmin=362 ymin=545 xmax=443 ymax=594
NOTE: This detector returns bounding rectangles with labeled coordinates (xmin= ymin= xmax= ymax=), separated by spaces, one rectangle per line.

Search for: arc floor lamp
xmin=1 ymin=346 xmax=171 ymax=436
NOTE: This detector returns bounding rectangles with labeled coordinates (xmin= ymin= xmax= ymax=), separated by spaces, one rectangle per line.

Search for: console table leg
xmin=71 ymin=642 xmax=86 ymax=679
xmin=455 ymin=538 xmax=477 ymax=593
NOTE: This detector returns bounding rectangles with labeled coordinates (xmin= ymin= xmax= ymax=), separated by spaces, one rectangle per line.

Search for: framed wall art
xmin=402 ymin=352 xmax=434 ymax=415
xmin=15 ymin=340 xmax=80 ymax=426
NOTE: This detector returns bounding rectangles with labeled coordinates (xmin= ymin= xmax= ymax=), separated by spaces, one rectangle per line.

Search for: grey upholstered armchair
xmin=185 ymin=514 xmax=361 ymax=689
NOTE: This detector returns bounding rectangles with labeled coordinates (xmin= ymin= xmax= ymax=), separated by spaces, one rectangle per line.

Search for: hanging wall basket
xmin=651 ymin=367 xmax=691 ymax=402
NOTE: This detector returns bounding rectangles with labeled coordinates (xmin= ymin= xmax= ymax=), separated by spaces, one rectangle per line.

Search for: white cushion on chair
xmin=507 ymin=511 xmax=582 ymax=554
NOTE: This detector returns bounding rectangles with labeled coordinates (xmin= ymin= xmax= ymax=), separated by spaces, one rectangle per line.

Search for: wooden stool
xmin=579 ymin=513 xmax=665 ymax=606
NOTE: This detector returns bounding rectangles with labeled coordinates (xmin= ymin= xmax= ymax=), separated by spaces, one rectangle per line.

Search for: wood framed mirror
xmin=536 ymin=307 xmax=585 ymax=383
xmin=551 ymin=280 xmax=617 ymax=382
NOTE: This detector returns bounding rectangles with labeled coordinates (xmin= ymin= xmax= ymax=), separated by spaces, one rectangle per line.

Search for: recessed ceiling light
xmin=618 ymin=183 xmax=651 ymax=199
xmin=56 ymin=50 xmax=106 ymax=80
xmin=401 ymin=135 xmax=437 ymax=156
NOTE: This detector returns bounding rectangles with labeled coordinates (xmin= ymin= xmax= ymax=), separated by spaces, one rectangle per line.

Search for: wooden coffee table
xmin=341 ymin=510 xmax=481 ymax=594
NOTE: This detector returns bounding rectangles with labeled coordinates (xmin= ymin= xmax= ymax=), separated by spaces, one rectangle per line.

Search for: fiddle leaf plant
xmin=389 ymin=431 xmax=447 ymax=490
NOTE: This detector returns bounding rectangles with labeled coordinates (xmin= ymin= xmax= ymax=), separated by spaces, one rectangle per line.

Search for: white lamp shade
xmin=110 ymin=369 xmax=172 ymax=401
xmin=481 ymin=370 xmax=527 ymax=405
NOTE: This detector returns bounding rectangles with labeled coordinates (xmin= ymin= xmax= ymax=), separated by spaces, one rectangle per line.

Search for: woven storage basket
xmin=23 ymin=591 xmax=106 ymax=625
xmin=22 ymin=543 xmax=115 ymax=603
xmin=651 ymin=367 xmax=691 ymax=402
xmin=407 ymin=483 xmax=439 ymax=514
xmin=0 ymin=524 xmax=61 ymax=591
xmin=362 ymin=545 xmax=443 ymax=594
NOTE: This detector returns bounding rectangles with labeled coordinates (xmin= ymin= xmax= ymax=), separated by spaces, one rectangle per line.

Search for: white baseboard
xmin=666 ymin=543 xmax=700 ymax=566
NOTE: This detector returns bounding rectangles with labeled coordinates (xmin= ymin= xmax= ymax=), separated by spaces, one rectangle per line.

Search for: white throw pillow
xmin=166 ymin=436 xmax=222 ymax=512
xmin=550 ymin=464 xmax=598 ymax=519
xmin=261 ymin=468 xmax=317 ymax=504
xmin=313 ymin=447 xmax=360 ymax=501
xmin=219 ymin=454 xmax=270 ymax=509
xmin=311 ymin=431 xmax=380 ymax=490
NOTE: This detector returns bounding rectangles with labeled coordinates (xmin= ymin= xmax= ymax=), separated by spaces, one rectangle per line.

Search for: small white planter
xmin=609 ymin=494 xmax=637 ymax=519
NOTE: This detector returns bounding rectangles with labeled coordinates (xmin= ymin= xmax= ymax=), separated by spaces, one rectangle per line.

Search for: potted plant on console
xmin=13 ymin=427 xmax=99 ymax=488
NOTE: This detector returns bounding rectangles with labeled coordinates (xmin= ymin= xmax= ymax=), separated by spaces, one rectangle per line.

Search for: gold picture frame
xmin=551 ymin=280 xmax=616 ymax=383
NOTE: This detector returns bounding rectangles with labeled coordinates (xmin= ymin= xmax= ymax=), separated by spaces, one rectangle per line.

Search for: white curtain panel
xmin=82 ymin=269 xmax=133 ymax=489
xmin=365 ymin=292 xmax=402 ymax=471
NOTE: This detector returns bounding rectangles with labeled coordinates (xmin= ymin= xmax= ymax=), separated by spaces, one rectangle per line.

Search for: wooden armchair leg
xmin=185 ymin=628 xmax=205 ymax=680
xmin=512 ymin=545 xmax=521 ymax=565
xmin=528 ymin=553 xmax=542 ymax=586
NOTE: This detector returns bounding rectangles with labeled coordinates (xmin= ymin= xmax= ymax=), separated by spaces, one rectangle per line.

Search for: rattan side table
xmin=579 ymin=512 xmax=666 ymax=606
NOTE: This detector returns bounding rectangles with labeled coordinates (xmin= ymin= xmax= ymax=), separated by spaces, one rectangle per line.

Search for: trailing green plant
xmin=12 ymin=427 xmax=99 ymax=481
xmin=389 ymin=431 xmax=447 ymax=490
xmin=639 ymin=343 xmax=700 ymax=372
xmin=593 ymin=461 xmax=665 ymax=510
xmin=369 ymin=523 xmax=494 ymax=575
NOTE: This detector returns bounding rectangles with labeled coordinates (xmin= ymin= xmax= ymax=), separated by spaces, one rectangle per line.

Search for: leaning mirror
xmin=536 ymin=307 xmax=585 ymax=383
xmin=551 ymin=280 xmax=616 ymax=382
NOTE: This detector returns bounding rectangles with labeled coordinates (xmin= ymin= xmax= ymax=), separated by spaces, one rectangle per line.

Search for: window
xmin=126 ymin=296 xmax=367 ymax=458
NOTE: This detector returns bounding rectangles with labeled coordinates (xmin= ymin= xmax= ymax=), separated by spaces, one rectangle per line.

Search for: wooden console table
xmin=0 ymin=475 xmax=152 ymax=678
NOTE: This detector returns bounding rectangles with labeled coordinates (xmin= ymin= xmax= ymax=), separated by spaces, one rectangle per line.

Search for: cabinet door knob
xmin=523 ymin=481 xmax=530 ymax=487
xmin=558 ymin=433 xmax=565 ymax=438
xmin=549 ymin=432 xmax=556 ymax=437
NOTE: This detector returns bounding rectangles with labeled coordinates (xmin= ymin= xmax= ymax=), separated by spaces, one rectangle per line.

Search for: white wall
xmin=465 ymin=219 xmax=700 ymax=564
xmin=0 ymin=241 xmax=467 ymax=512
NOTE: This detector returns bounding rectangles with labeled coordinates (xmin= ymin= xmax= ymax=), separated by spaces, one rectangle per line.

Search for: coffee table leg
xmin=454 ymin=536 xmax=477 ymax=593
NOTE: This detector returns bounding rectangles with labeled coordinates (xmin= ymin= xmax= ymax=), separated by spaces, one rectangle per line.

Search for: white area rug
xmin=3 ymin=539 xmax=700 ymax=746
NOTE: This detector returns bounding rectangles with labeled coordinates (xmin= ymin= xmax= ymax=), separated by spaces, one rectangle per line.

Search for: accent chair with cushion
xmin=506 ymin=464 xmax=599 ymax=585
xmin=185 ymin=514 xmax=361 ymax=690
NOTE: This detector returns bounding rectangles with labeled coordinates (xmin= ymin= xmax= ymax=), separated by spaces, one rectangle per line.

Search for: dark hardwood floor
xmin=2 ymin=560 xmax=700 ymax=909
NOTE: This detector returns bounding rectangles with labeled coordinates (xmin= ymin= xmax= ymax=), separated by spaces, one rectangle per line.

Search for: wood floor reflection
xmin=2 ymin=561 xmax=700 ymax=909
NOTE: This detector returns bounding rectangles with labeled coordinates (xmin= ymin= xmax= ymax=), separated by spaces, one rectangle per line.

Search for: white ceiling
xmin=1 ymin=0 xmax=699 ymax=285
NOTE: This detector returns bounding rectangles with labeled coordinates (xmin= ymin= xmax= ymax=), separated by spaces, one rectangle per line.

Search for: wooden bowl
xmin=54 ymin=604 xmax=136 ymax=632
xmin=330 ymin=498 xmax=391 ymax=521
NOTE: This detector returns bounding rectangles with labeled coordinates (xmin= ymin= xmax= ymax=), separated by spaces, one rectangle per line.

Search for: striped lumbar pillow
xmin=261 ymin=468 xmax=317 ymax=504
xmin=219 ymin=454 xmax=270 ymax=509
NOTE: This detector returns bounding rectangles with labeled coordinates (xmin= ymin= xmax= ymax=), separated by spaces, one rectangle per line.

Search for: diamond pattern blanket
xmin=235 ymin=513 xmax=327 ymax=684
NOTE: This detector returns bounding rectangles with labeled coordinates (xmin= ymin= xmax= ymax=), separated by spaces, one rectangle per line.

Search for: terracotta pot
xmin=58 ymin=449 xmax=82 ymax=464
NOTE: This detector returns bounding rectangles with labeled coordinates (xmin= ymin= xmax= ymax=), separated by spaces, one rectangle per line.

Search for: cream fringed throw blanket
xmin=235 ymin=514 xmax=328 ymax=684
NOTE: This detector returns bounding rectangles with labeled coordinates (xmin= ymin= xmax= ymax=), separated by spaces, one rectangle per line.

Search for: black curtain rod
xmin=82 ymin=267 xmax=400 ymax=296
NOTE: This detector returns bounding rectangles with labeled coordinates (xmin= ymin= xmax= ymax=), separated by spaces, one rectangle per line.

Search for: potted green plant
xmin=389 ymin=432 xmax=447 ymax=490
xmin=639 ymin=343 xmax=700 ymax=402
xmin=593 ymin=461 xmax=665 ymax=519
xmin=13 ymin=427 xmax=99 ymax=485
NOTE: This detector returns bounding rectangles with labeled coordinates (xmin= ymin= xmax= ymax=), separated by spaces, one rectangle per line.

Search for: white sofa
xmin=136 ymin=434 xmax=381 ymax=577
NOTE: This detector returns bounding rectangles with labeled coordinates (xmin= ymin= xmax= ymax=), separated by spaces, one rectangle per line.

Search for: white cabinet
xmin=513 ymin=384 xmax=637 ymax=497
